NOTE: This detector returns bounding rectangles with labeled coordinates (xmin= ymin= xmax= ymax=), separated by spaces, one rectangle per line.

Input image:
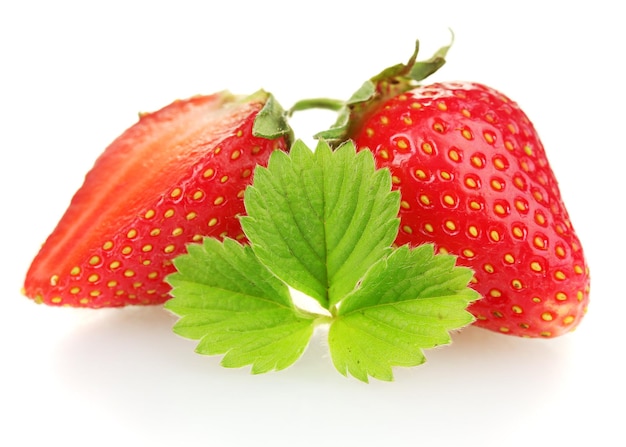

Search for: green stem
xmin=288 ymin=97 xmax=345 ymax=116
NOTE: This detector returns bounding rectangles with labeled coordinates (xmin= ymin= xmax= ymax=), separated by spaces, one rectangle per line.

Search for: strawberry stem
xmin=288 ymin=98 xmax=345 ymax=116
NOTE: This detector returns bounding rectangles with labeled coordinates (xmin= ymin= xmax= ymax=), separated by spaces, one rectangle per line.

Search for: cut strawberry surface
xmin=24 ymin=90 xmax=291 ymax=308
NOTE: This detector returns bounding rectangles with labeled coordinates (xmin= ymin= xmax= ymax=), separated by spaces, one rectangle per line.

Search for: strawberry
xmin=23 ymin=90 xmax=292 ymax=308
xmin=297 ymin=40 xmax=590 ymax=338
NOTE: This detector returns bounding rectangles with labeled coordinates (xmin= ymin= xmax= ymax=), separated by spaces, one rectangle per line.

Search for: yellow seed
xmin=440 ymin=171 xmax=451 ymax=180
xmin=499 ymin=327 xmax=510 ymax=333
xmin=469 ymin=200 xmax=482 ymax=210
xmin=577 ymin=291 xmax=584 ymax=301
xmin=511 ymin=279 xmax=523 ymax=289
xmin=164 ymin=245 xmax=176 ymax=254
xmin=391 ymin=176 xmax=401 ymax=185
xmin=403 ymin=225 xmax=413 ymax=234
xmin=400 ymin=200 xmax=410 ymax=210
xmin=556 ymin=292 xmax=568 ymax=301
xmin=489 ymin=289 xmax=502 ymax=298
xmin=471 ymin=156 xmax=484 ymax=168
xmin=89 ymin=290 xmax=100 ymax=297
xmin=445 ymin=220 xmax=457 ymax=231
xmin=461 ymin=128 xmax=473 ymax=140
xmin=164 ymin=209 xmax=175 ymax=218
xmin=494 ymin=204 xmax=506 ymax=215
xmin=380 ymin=116 xmax=389 ymax=125
xmin=421 ymin=142 xmax=433 ymax=154
xmin=186 ymin=212 xmax=198 ymax=220
xmin=50 ymin=275 xmax=59 ymax=286
xmin=127 ymin=229 xmax=137 ymax=239
xmin=504 ymin=253 xmax=515 ymax=264
xmin=379 ymin=149 xmax=389 ymax=159
xmin=107 ymin=280 xmax=118 ymax=288
xmin=465 ymin=177 xmax=478 ymax=189
xmin=535 ymin=212 xmax=546 ymax=226
xmin=532 ymin=297 xmax=542 ymax=303
xmin=490 ymin=230 xmax=501 ymax=242
xmin=491 ymin=179 xmax=504 ymax=191
xmin=170 ymin=188 xmax=182 ymax=198
xmin=448 ymin=149 xmax=460 ymax=162
xmin=554 ymin=270 xmax=566 ymax=281
xmin=142 ymin=244 xmax=153 ymax=253
xmin=397 ymin=139 xmax=409 ymax=150
xmin=241 ymin=169 xmax=251 ymax=179
xmin=524 ymin=145 xmax=534 ymax=156
xmin=102 ymin=241 xmax=114 ymax=251
xmin=462 ymin=109 xmax=471 ymax=118
xmin=150 ymin=228 xmax=161 ymax=237
xmin=79 ymin=298 xmax=90 ymax=305
xmin=540 ymin=331 xmax=552 ymax=337
xmin=411 ymin=102 xmax=422 ymax=109
xmin=148 ymin=272 xmax=159 ymax=280
xmin=483 ymin=263 xmax=495 ymax=273
xmin=109 ymin=260 xmax=121 ymax=269
xmin=505 ymin=141 xmax=514 ymax=151
xmin=512 ymin=226 xmax=524 ymax=238
xmin=574 ymin=265 xmax=584 ymax=274
xmin=70 ymin=287 xmax=80 ymax=295
xmin=512 ymin=305 xmax=523 ymax=314
xmin=437 ymin=101 xmax=448 ymax=111
xmin=193 ymin=190 xmax=204 ymax=200
xmin=51 ymin=297 xmax=63 ymax=304
xmin=70 ymin=266 xmax=81 ymax=276
xmin=563 ymin=316 xmax=575 ymax=325
xmin=494 ymin=158 xmax=506 ymax=170
xmin=236 ymin=130 xmax=243 ymax=137
xmin=443 ymin=195 xmax=455 ymax=206
xmin=433 ymin=122 xmax=444 ymax=132
xmin=88 ymin=274 xmax=99 ymax=283
xmin=124 ymin=270 xmax=135 ymax=278
xmin=483 ymin=132 xmax=495 ymax=144
xmin=530 ymin=261 xmax=543 ymax=272
xmin=144 ymin=209 xmax=156 ymax=219
xmin=220 ymin=175 xmax=229 ymax=183
xmin=533 ymin=236 xmax=547 ymax=250
xmin=415 ymin=169 xmax=427 ymax=180
xmin=555 ymin=246 xmax=566 ymax=258
xmin=463 ymin=248 xmax=475 ymax=258
xmin=121 ymin=246 xmax=132 ymax=255
xmin=541 ymin=312 xmax=553 ymax=321
xmin=172 ymin=228 xmax=183 ymax=237
xmin=468 ymin=226 xmax=479 ymax=237
xmin=208 ymin=218 xmax=218 ymax=227
xmin=214 ymin=196 xmax=225 ymax=205
xmin=231 ymin=149 xmax=241 ymax=160
xmin=203 ymin=168 xmax=214 ymax=178
xmin=420 ymin=195 xmax=431 ymax=206
xmin=366 ymin=127 xmax=375 ymax=137
xmin=424 ymin=223 xmax=434 ymax=233
xmin=403 ymin=117 xmax=413 ymax=125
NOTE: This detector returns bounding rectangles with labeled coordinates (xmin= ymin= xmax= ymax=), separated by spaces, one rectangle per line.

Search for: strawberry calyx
xmin=252 ymin=90 xmax=294 ymax=142
xmin=288 ymin=33 xmax=453 ymax=146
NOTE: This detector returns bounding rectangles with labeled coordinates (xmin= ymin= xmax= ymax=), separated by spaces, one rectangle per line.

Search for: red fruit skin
xmin=351 ymin=82 xmax=589 ymax=338
xmin=23 ymin=92 xmax=289 ymax=308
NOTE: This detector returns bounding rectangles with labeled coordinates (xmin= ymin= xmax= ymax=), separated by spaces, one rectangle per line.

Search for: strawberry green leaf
xmin=165 ymin=238 xmax=316 ymax=374
xmin=328 ymin=244 xmax=479 ymax=382
xmin=240 ymin=140 xmax=400 ymax=311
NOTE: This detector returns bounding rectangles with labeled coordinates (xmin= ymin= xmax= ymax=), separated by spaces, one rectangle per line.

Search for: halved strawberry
xmin=23 ymin=90 xmax=292 ymax=308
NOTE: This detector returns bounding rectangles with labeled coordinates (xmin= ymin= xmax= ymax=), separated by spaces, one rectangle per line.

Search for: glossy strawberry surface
xmin=351 ymin=82 xmax=589 ymax=337
xmin=23 ymin=91 xmax=290 ymax=308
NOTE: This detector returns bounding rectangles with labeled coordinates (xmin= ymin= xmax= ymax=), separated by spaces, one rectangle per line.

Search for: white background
xmin=1 ymin=1 xmax=623 ymax=446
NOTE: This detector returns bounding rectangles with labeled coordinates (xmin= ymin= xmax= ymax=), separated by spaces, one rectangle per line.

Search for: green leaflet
xmin=165 ymin=140 xmax=479 ymax=382
xmin=166 ymin=238 xmax=315 ymax=374
xmin=241 ymin=140 xmax=400 ymax=311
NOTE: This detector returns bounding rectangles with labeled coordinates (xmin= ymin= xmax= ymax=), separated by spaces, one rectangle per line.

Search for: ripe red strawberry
xmin=304 ymin=40 xmax=590 ymax=338
xmin=23 ymin=90 xmax=292 ymax=308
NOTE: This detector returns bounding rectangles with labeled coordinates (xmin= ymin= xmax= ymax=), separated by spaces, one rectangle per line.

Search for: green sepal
xmin=301 ymin=32 xmax=454 ymax=145
xmin=251 ymin=90 xmax=294 ymax=144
